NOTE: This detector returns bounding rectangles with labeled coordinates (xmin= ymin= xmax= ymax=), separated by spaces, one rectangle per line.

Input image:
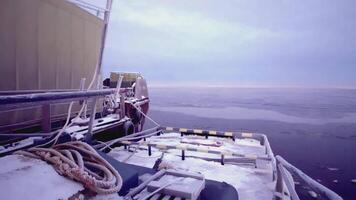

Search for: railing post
xmin=120 ymin=94 xmax=125 ymax=119
xmin=41 ymin=104 xmax=51 ymax=133
xmin=87 ymin=97 xmax=97 ymax=139
xmin=275 ymin=160 xmax=284 ymax=200
xmin=86 ymin=76 xmax=100 ymax=142
xmin=79 ymin=78 xmax=86 ymax=118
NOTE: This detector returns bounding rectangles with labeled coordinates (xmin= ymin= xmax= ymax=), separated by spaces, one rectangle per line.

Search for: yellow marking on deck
xmin=209 ymin=131 xmax=217 ymax=135
xmin=245 ymin=154 xmax=258 ymax=159
xmin=242 ymin=132 xmax=253 ymax=138
xmin=224 ymin=132 xmax=233 ymax=136
xmin=179 ymin=128 xmax=188 ymax=132
xmin=193 ymin=129 xmax=203 ymax=134
xmin=165 ymin=127 xmax=174 ymax=131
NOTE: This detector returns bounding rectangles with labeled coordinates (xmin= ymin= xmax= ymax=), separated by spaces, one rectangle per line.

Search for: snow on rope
xmin=15 ymin=141 xmax=122 ymax=194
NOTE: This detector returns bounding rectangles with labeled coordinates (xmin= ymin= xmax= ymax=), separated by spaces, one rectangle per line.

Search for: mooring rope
xmin=15 ymin=141 xmax=122 ymax=194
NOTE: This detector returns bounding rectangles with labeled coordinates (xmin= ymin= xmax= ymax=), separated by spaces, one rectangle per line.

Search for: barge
xmin=0 ymin=0 xmax=343 ymax=199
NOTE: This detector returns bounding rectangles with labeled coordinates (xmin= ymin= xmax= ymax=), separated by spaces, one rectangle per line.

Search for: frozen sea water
xmin=148 ymin=86 xmax=356 ymax=199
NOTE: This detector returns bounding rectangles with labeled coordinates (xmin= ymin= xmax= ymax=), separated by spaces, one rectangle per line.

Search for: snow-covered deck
xmin=0 ymin=155 xmax=84 ymax=200
xmin=108 ymin=132 xmax=276 ymax=199
xmin=0 ymin=131 xmax=277 ymax=200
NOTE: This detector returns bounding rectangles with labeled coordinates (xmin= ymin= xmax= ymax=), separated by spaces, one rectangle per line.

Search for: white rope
xmin=36 ymin=102 xmax=75 ymax=147
xmin=36 ymin=60 xmax=101 ymax=147
xmin=99 ymin=130 xmax=162 ymax=151
xmin=128 ymin=101 xmax=160 ymax=127
xmin=16 ymin=141 xmax=122 ymax=194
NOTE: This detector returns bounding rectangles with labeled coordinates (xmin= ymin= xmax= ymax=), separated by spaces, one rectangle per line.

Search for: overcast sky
xmin=102 ymin=0 xmax=356 ymax=88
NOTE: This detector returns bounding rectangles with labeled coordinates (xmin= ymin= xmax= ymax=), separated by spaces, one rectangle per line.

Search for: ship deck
xmin=108 ymin=132 xmax=276 ymax=199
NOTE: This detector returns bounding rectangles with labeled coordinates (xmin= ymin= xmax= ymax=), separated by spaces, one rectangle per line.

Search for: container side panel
xmin=84 ymin=21 xmax=102 ymax=88
xmin=0 ymin=0 xmax=16 ymax=90
xmin=15 ymin=0 xmax=39 ymax=90
xmin=56 ymin=9 xmax=72 ymax=89
xmin=38 ymin=1 xmax=58 ymax=89
xmin=0 ymin=0 xmax=105 ymax=129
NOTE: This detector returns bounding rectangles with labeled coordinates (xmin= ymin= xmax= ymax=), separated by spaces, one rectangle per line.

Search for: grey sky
xmin=102 ymin=0 xmax=356 ymax=88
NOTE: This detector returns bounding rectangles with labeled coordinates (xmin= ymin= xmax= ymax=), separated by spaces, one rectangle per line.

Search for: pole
xmin=97 ymin=0 xmax=113 ymax=74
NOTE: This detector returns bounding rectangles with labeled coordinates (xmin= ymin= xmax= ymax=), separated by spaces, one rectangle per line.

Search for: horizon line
xmin=147 ymin=83 xmax=356 ymax=90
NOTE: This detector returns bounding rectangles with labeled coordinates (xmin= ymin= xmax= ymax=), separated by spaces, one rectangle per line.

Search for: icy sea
xmin=147 ymin=87 xmax=356 ymax=199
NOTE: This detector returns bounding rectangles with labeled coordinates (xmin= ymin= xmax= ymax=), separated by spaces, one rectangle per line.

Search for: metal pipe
xmin=0 ymin=132 xmax=53 ymax=137
xmin=97 ymin=0 xmax=113 ymax=73
xmin=119 ymin=94 xmax=125 ymax=119
xmin=87 ymin=98 xmax=98 ymax=140
xmin=0 ymin=89 xmax=116 ymax=111
xmin=0 ymin=89 xmax=80 ymax=95
xmin=0 ymin=88 xmax=128 ymax=96
xmin=0 ymin=89 xmax=115 ymax=105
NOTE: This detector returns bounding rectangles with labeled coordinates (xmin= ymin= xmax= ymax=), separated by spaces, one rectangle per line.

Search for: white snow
xmin=0 ymin=155 xmax=84 ymax=200
xmin=0 ymin=132 xmax=276 ymax=199
xmin=108 ymin=132 xmax=276 ymax=200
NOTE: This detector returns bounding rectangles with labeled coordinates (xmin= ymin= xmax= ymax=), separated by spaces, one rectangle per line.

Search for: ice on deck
xmin=108 ymin=132 xmax=276 ymax=199
xmin=0 ymin=155 xmax=84 ymax=200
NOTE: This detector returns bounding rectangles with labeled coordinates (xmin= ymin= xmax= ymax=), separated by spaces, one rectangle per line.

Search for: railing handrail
xmin=275 ymin=155 xmax=343 ymax=200
xmin=67 ymin=0 xmax=109 ymax=13
xmin=0 ymin=89 xmax=116 ymax=112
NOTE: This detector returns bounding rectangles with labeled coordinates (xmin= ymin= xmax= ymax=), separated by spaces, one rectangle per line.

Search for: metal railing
xmin=275 ymin=155 xmax=343 ymax=200
xmin=66 ymin=0 xmax=111 ymax=19
xmin=0 ymin=89 xmax=115 ymax=111
xmin=0 ymin=89 xmax=116 ymax=133
xmin=136 ymin=126 xmax=342 ymax=200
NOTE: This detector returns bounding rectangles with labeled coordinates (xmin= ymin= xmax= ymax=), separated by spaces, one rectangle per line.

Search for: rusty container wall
xmin=0 ymin=0 xmax=105 ymax=128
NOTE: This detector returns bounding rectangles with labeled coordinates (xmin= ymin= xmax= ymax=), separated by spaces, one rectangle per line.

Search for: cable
xmin=96 ymin=140 xmax=114 ymax=151
xmin=88 ymin=62 xmax=100 ymax=90
xmin=35 ymin=60 xmax=100 ymax=147
xmin=128 ymin=101 xmax=160 ymax=127
xmin=94 ymin=126 xmax=160 ymax=149
xmin=99 ymin=130 xmax=162 ymax=151
xmin=35 ymin=102 xmax=74 ymax=147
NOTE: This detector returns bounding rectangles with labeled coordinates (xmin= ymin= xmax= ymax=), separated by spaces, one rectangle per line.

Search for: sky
xmin=101 ymin=0 xmax=356 ymax=88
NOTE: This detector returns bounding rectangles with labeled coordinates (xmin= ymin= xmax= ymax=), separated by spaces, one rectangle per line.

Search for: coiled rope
xmin=15 ymin=141 xmax=122 ymax=194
